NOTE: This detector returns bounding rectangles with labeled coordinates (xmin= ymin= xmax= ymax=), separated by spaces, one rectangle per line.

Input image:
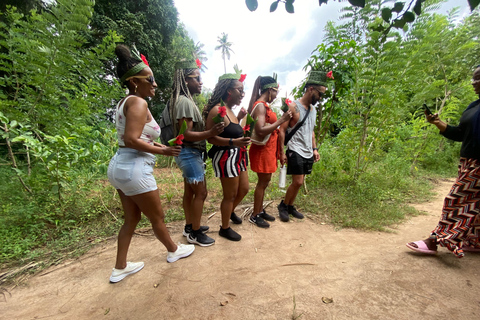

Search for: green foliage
xmin=90 ymin=0 xmax=196 ymax=106
xmin=246 ymin=0 xmax=480 ymax=33
xmin=299 ymin=3 xmax=480 ymax=181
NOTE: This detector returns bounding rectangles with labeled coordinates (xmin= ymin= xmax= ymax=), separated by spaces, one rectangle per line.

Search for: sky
xmin=174 ymin=0 xmax=471 ymax=107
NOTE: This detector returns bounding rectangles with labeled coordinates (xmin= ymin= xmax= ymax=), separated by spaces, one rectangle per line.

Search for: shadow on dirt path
xmin=1 ymin=178 xmax=479 ymax=319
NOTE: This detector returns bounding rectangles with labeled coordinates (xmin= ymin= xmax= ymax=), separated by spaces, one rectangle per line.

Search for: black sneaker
xmin=259 ymin=210 xmax=275 ymax=222
xmin=278 ymin=200 xmax=289 ymax=222
xmin=288 ymin=205 xmax=304 ymax=219
xmin=219 ymin=226 xmax=242 ymax=241
xmin=183 ymin=224 xmax=210 ymax=237
xmin=249 ymin=214 xmax=270 ymax=228
xmin=230 ymin=212 xmax=243 ymax=224
xmin=187 ymin=230 xmax=215 ymax=247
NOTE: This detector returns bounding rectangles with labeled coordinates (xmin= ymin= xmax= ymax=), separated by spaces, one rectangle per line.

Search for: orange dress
xmin=249 ymin=101 xmax=279 ymax=173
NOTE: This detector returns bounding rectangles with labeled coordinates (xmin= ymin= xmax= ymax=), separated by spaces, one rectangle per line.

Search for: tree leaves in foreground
xmin=0 ymin=0 xmax=122 ymax=200
xmin=245 ymin=0 xmax=479 ymax=32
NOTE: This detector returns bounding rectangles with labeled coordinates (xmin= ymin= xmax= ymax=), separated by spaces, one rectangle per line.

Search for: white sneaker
xmin=167 ymin=244 xmax=195 ymax=263
xmin=109 ymin=261 xmax=144 ymax=283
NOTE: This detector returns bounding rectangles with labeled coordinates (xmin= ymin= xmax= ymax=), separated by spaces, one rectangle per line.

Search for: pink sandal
xmin=406 ymin=240 xmax=437 ymax=255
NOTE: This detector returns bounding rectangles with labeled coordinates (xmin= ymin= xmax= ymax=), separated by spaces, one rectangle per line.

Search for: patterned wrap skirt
xmin=433 ymin=157 xmax=480 ymax=257
xmin=211 ymin=147 xmax=248 ymax=178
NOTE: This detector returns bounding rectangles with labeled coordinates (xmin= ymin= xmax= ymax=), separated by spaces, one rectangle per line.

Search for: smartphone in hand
xmin=423 ymin=104 xmax=433 ymax=115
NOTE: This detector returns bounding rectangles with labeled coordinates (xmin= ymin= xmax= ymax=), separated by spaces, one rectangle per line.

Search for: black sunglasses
xmin=313 ymin=87 xmax=324 ymax=98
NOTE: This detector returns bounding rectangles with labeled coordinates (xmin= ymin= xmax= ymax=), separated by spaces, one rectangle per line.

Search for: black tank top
xmin=219 ymin=115 xmax=243 ymax=139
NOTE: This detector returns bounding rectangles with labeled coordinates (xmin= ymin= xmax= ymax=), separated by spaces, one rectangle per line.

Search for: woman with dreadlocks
xmin=107 ymin=44 xmax=195 ymax=283
xmin=203 ymin=68 xmax=250 ymax=241
xmin=247 ymin=76 xmax=292 ymax=228
xmin=169 ymin=59 xmax=224 ymax=247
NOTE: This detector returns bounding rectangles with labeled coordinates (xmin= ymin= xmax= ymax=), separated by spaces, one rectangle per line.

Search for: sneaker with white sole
xmin=109 ymin=261 xmax=144 ymax=283
xmin=167 ymin=244 xmax=195 ymax=263
xmin=187 ymin=230 xmax=215 ymax=247
xmin=183 ymin=224 xmax=210 ymax=237
xmin=249 ymin=214 xmax=270 ymax=228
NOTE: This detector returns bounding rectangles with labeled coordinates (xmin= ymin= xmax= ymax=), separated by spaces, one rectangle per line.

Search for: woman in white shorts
xmin=107 ymin=44 xmax=194 ymax=283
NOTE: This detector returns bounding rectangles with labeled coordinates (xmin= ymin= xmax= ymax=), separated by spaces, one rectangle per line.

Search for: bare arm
xmin=278 ymin=120 xmax=289 ymax=166
xmin=178 ymin=117 xmax=224 ymax=142
xmin=425 ymin=112 xmax=447 ymax=133
xmin=253 ymin=103 xmax=292 ymax=138
xmin=206 ymin=105 xmax=250 ymax=147
xmin=312 ymin=131 xmax=319 ymax=162
xmin=123 ymin=97 xmax=180 ymax=156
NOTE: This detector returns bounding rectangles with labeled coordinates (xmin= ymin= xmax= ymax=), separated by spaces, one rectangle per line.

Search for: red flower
xmin=239 ymin=74 xmax=247 ymax=82
xmin=196 ymin=58 xmax=202 ymax=68
xmin=243 ymin=124 xmax=250 ymax=134
xmin=175 ymin=134 xmax=184 ymax=145
xmin=285 ymin=98 xmax=292 ymax=105
xmin=141 ymin=54 xmax=149 ymax=67
xmin=326 ymin=71 xmax=334 ymax=79
xmin=218 ymin=106 xmax=227 ymax=117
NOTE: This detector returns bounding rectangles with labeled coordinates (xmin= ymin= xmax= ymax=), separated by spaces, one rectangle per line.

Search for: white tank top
xmin=115 ymin=96 xmax=160 ymax=146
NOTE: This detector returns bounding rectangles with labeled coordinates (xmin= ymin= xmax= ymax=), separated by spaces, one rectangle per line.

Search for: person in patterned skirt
xmin=406 ymin=65 xmax=480 ymax=257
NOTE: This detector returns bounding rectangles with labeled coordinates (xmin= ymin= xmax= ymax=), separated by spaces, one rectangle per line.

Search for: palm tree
xmin=215 ymin=32 xmax=234 ymax=74
xmin=194 ymin=41 xmax=208 ymax=72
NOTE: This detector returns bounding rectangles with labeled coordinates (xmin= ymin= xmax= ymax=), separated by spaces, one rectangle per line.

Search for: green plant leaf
xmin=178 ymin=120 xmax=187 ymax=135
xmin=413 ymin=0 xmax=422 ymax=15
xmin=393 ymin=17 xmax=406 ymax=29
xmin=468 ymin=0 xmax=480 ymax=11
xmin=245 ymin=0 xmax=258 ymax=12
xmin=347 ymin=0 xmax=365 ymax=8
xmin=392 ymin=2 xmax=405 ymax=13
xmin=285 ymin=2 xmax=294 ymax=13
xmin=381 ymin=8 xmax=392 ymax=23
xmin=270 ymin=1 xmax=278 ymax=12
xmin=403 ymin=11 xmax=415 ymax=23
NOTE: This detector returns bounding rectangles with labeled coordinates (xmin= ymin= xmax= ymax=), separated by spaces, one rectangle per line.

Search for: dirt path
xmin=1 ymin=179 xmax=480 ymax=320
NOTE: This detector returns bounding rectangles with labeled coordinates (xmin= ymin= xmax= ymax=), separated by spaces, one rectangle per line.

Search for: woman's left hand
xmin=237 ymin=107 xmax=248 ymax=120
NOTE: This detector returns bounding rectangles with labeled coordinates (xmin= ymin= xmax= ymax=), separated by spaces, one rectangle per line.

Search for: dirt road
xmin=1 ymin=178 xmax=479 ymax=320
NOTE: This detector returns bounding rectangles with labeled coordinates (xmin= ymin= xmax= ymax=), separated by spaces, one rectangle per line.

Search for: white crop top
xmin=115 ymin=96 xmax=160 ymax=146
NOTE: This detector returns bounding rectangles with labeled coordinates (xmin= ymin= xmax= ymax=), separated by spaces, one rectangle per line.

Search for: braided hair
xmin=169 ymin=68 xmax=197 ymax=113
xmin=247 ymin=76 xmax=276 ymax=114
xmin=115 ymin=44 xmax=142 ymax=88
xmin=203 ymin=79 xmax=237 ymax=120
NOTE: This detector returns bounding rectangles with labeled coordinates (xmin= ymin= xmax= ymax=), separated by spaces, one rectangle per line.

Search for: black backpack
xmin=159 ymin=102 xmax=174 ymax=145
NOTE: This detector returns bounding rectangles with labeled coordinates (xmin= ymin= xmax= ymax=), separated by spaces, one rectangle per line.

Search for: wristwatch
xmin=229 ymin=138 xmax=233 ymax=146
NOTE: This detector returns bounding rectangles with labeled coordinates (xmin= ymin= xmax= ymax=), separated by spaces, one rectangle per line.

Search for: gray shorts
xmin=107 ymin=148 xmax=158 ymax=196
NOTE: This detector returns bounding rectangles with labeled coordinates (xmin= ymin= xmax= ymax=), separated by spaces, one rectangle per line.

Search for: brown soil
xmin=1 ymin=178 xmax=480 ymax=320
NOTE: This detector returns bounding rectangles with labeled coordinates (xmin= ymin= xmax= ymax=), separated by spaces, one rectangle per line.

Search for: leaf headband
xmin=218 ymin=64 xmax=246 ymax=82
xmin=262 ymin=73 xmax=278 ymax=90
xmin=120 ymin=44 xmax=149 ymax=83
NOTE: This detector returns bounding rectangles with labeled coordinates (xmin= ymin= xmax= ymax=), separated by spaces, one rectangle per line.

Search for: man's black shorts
xmin=286 ymin=150 xmax=314 ymax=175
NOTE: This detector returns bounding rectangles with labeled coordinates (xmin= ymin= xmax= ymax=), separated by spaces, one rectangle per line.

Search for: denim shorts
xmin=175 ymin=147 xmax=205 ymax=184
xmin=107 ymin=148 xmax=158 ymax=196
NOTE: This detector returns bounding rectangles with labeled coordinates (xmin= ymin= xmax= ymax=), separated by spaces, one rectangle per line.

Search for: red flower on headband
xmin=196 ymin=59 xmax=202 ymax=68
xmin=174 ymin=134 xmax=184 ymax=145
xmin=140 ymin=54 xmax=149 ymax=67
xmin=239 ymin=74 xmax=247 ymax=82
xmin=218 ymin=106 xmax=227 ymax=117
xmin=326 ymin=71 xmax=334 ymax=79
